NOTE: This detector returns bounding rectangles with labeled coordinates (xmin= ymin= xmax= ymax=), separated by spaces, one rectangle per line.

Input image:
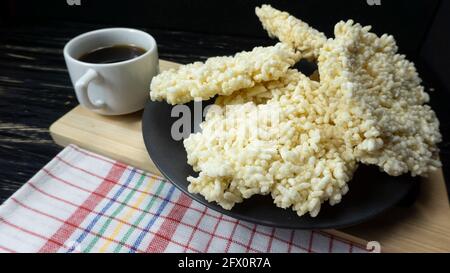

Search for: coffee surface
xmin=78 ymin=44 xmax=146 ymax=64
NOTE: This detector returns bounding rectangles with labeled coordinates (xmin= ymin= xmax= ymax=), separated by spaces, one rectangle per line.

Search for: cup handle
xmin=75 ymin=69 xmax=105 ymax=110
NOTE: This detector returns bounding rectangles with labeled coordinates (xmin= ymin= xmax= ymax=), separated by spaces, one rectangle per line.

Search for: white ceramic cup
xmin=64 ymin=28 xmax=159 ymax=115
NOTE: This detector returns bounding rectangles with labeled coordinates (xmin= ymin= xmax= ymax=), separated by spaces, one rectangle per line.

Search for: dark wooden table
xmin=0 ymin=21 xmax=449 ymax=204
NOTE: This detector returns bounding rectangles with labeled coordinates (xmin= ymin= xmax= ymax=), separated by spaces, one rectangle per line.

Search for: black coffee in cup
xmin=78 ymin=44 xmax=146 ymax=64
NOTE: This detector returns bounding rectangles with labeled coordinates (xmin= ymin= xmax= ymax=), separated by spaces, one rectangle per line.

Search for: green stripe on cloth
xmin=113 ymin=180 xmax=166 ymax=253
xmin=82 ymin=172 xmax=147 ymax=252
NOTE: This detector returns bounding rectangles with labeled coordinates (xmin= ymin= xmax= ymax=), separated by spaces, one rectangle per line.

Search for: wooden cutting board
xmin=50 ymin=60 xmax=450 ymax=253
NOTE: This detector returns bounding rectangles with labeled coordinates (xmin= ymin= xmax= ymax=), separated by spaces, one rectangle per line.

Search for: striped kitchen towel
xmin=0 ymin=145 xmax=369 ymax=253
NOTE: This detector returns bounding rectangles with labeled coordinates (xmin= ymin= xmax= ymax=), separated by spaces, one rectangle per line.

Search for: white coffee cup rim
xmin=64 ymin=27 xmax=156 ymax=67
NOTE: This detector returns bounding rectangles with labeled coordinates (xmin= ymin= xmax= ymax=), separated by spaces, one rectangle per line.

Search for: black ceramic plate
xmin=142 ymin=100 xmax=416 ymax=229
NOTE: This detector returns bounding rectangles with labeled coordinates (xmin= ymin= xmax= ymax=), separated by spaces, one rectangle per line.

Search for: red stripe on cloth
xmin=10 ymin=198 xmax=142 ymax=253
xmin=26 ymin=153 xmax=340 ymax=253
xmin=224 ymin=220 xmax=239 ymax=252
xmin=52 ymin=154 xmax=347 ymax=251
xmin=245 ymin=224 xmax=257 ymax=253
xmin=49 ymin=159 xmax=167 ymax=203
xmin=58 ymin=147 xmax=359 ymax=253
xmin=28 ymin=179 xmax=304 ymax=253
xmin=38 ymin=162 xmax=126 ymax=253
xmin=0 ymin=217 xmax=72 ymax=252
xmin=266 ymin=228 xmax=276 ymax=253
xmin=307 ymin=231 xmax=315 ymax=253
xmin=145 ymin=193 xmax=192 ymax=253
xmin=68 ymin=145 xmax=161 ymax=181
xmin=68 ymin=145 xmax=326 ymax=250
xmin=55 ymin=155 xmax=132 ymax=186
xmin=184 ymin=206 xmax=208 ymax=253
xmin=287 ymin=230 xmax=295 ymax=253
xmin=26 ymin=181 xmax=201 ymax=253
xmin=328 ymin=234 xmax=334 ymax=253
xmin=204 ymin=213 xmax=222 ymax=252
xmin=0 ymin=244 xmax=17 ymax=253
xmin=28 ymin=182 xmax=87 ymax=210
xmin=42 ymin=168 xmax=153 ymax=216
